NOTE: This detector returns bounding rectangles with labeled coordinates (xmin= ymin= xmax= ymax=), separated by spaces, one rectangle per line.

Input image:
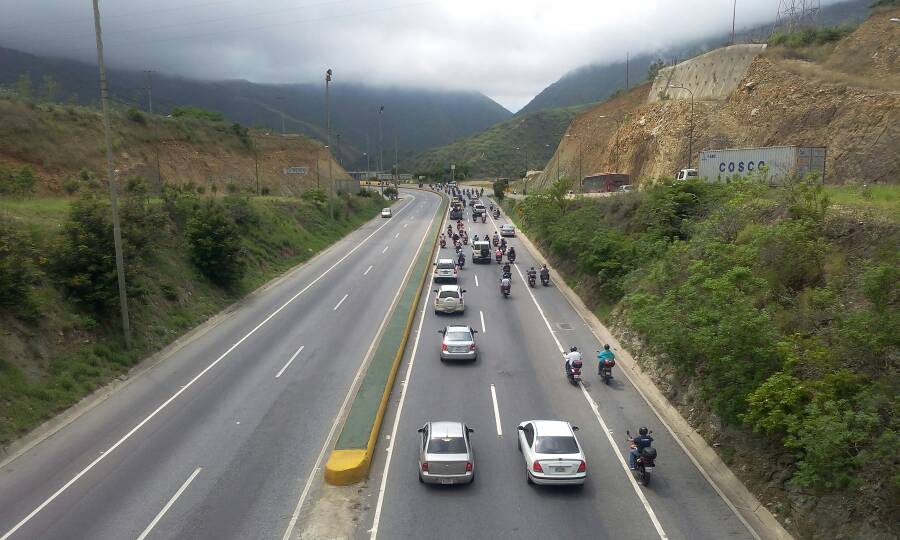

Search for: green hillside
xmin=409 ymin=105 xmax=587 ymax=178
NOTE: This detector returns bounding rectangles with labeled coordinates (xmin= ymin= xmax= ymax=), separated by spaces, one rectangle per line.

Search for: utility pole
xmin=365 ymin=131 xmax=370 ymax=180
xmin=253 ymin=135 xmax=260 ymax=195
xmin=731 ymin=0 xmax=737 ymax=44
xmin=625 ymin=52 xmax=629 ymax=89
xmin=93 ymin=0 xmax=131 ymax=348
xmin=336 ymin=133 xmax=341 ymax=167
xmin=143 ymin=69 xmax=155 ymax=113
xmin=325 ymin=69 xmax=334 ymax=219
xmin=378 ymin=105 xmax=384 ymax=173
xmin=394 ymin=129 xmax=398 ymax=185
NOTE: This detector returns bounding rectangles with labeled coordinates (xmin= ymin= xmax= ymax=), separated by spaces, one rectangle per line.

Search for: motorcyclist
xmin=628 ymin=427 xmax=654 ymax=470
xmin=500 ymin=238 xmax=507 ymax=251
xmin=507 ymin=246 xmax=516 ymax=261
xmin=495 ymin=248 xmax=503 ymax=263
xmin=564 ymin=346 xmax=582 ymax=375
xmin=598 ymin=344 xmax=616 ymax=375
xmin=500 ymin=275 xmax=511 ymax=294
xmin=452 ymin=232 xmax=460 ymax=243
xmin=489 ymin=202 xmax=494 ymax=211
xmin=493 ymin=232 xmax=500 ymax=245
xmin=457 ymin=251 xmax=465 ymax=267
xmin=502 ymin=262 xmax=511 ymax=275
xmin=447 ymin=225 xmax=453 ymax=237
xmin=473 ymin=234 xmax=479 ymax=242
xmin=540 ymin=264 xmax=550 ymax=280
xmin=527 ymin=266 xmax=537 ymax=282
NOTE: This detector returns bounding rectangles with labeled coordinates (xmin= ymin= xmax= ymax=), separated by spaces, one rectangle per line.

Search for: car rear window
xmin=437 ymin=262 xmax=455 ymax=269
xmin=438 ymin=291 xmax=459 ymax=299
xmin=427 ymin=436 xmax=467 ymax=454
xmin=445 ymin=331 xmax=472 ymax=341
xmin=535 ymin=436 xmax=579 ymax=454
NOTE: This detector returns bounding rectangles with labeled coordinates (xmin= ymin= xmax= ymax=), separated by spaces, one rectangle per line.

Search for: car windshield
xmin=437 ymin=262 xmax=455 ymax=269
xmin=427 ymin=436 xmax=467 ymax=454
xmin=534 ymin=435 xmax=579 ymax=454
xmin=438 ymin=291 xmax=459 ymax=299
xmin=445 ymin=331 xmax=472 ymax=341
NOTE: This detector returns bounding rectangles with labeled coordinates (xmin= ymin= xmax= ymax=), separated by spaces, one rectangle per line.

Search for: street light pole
xmin=326 ymin=69 xmax=334 ymax=218
xmin=92 ymin=0 xmax=131 ymax=348
xmin=143 ymin=69 xmax=155 ymax=113
xmin=668 ymin=84 xmax=695 ymax=169
xmin=378 ymin=105 xmax=384 ymax=174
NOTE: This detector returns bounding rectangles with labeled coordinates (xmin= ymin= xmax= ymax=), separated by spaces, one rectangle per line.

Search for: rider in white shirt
xmin=564 ymin=346 xmax=582 ymax=373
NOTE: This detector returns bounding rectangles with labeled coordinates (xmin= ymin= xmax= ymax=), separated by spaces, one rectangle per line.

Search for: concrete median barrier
xmin=324 ymin=190 xmax=447 ymax=485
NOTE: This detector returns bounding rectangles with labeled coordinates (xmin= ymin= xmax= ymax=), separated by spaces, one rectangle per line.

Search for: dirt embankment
xmin=0 ymin=98 xmax=350 ymax=196
xmin=539 ymin=9 xmax=900 ymax=189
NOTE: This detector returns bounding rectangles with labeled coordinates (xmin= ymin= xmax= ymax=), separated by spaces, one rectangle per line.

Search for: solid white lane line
xmin=275 ymin=346 xmax=305 ymax=379
xmin=474 ymin=274 xmax=479 ymax=287
xmin=282 ymin=194 xmax=442 ymax=540
xmin=394 ymin=232 xmax=399 ymax=239
xmin=510 ymin=257 xmax=669 ymax=540
xmin=490 ymin=384 xmax=502 ymax=438
xmin=136 ymin=467 xmax=202 ymax=540
xmin=0 ymin=195 xmax=420 ymax=540
xmin=480 ymin=310 xmax=486 ymax=333
xmin=333 ymin=293 xmax=349 ymax=311
xmin=364 ymin=265 xmax=374 ymax=276
xmin=369 ymin=203 xmax=448 ymax=540
xmin=382 ymin=245 xmax=390 ymax=254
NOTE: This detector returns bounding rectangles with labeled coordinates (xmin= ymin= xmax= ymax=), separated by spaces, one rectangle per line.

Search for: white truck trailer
xmin=698 ymin=146 xmax=826 ymax=184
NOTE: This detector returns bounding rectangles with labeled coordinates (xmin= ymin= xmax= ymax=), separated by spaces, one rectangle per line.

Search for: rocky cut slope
xmin=536 ymin=8 xmax=900 ymax=189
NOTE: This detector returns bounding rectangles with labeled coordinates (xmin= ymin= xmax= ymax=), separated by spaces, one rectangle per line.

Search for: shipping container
xmin=698 ymin=146 xmax=826 ymax=184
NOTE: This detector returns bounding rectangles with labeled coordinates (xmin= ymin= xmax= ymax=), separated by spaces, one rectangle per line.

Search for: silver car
xmin=438 ymin=325 xmax=478 ymax=362
xmin=433 ymin=258 xmax=458 ymax=283
xmin=434 ymin=285 xmax=466 ymax=314
xmin=418 ymin=421 xmax=475 ymax=485
xmin=517 ymin=420 xmax=587 ymax=486
xmin=499 ymin=224 xmax=516 ymax=237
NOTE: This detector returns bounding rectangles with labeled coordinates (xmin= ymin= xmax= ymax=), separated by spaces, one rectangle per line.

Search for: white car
xmin=517 ymin=420 xmax=586 ymax=486
xmin=499 ymin=224 xmax=516 ymax=237
xmin=434 ymin=285 xmax=466 ymax=314
xmin=381 ymin=207 xmax=392 ymax=218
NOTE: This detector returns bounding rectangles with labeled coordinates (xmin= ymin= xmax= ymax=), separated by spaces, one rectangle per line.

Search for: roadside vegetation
xmin=0 ymin=187 xmax=384 ymax=446
xmin=505 ymin=178 xmax=898 ymax=537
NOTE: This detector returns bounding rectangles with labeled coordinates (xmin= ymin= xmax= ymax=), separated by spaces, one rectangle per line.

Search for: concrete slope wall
xmin=649 ymin=44 xmax=766 ymax=102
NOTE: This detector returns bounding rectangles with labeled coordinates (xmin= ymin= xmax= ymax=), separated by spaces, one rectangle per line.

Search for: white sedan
xmin=499 ymin=224 xmax=515 ymax=237
xmin=517 ymin=420 xmax=586 ymax=485
xmin=381 ymin=207 xmax=392 ymax=218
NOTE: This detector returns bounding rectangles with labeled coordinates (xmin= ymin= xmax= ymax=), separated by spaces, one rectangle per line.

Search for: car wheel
xmin=418 ymin=471 xmax=424 ymax=483
xmin=525 ymin=468 xmax=533 ymax=485
xmin=517 ymin=436 xmax=521 ymax=452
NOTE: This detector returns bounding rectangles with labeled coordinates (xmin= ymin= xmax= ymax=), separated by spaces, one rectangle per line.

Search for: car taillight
xmin=421 ymin=462 xmax=429 ymax=472
xmin=441 ymin=343 xmax=448 ymax=351
xmin=469 ymin=344 xmax=476 ymax=351
xmin=466 ymin=462 xmax=473 ymax=472
xmin=577 ymin=460 xmax=586 ymax=473
xmin=532 ymin=461 xmax=543 ymax=473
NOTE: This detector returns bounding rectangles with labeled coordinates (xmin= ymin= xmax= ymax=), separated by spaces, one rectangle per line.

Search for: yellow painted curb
xmin=324 ymin=449 xmax=370 ymax=485
xmin=323 ymin=190 xmax=448 ymax=486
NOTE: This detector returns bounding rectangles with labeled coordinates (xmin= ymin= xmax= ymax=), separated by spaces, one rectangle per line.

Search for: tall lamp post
xmin=93 ymin=0 xmax=131 ymax=348
xmin=668 ymin=84 xmax=694 ymax=169
xmin=325 ymin=69 xmax=334 ymax=218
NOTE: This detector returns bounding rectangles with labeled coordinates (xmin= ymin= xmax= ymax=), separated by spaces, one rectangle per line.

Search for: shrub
xmin=186 ymin=200 xmax=245 ymax=287
xmin=61 ymin=177 xmax=79 ymax=194
xmin=301 ymin=188 xmax=328 ymax=205
xmin=261 ymin=186 xmax=271 ymax=196
xmin=126 ymin=107 xmax=146 ymax=125
xmin=171 ymin=106 xmax=225 ymax=122
xmin=226 ymin=182 xmax=239 ymax=194
xmin=0 ymin=223 xmax=40 ymax=305
xmin=493 ymin=180 xmax=505 ymax=200
xmin=0 ymin=165 xmax=38 ymax=196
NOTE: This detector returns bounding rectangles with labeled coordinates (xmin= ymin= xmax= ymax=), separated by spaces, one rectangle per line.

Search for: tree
xmin=493 ymin=180 xmax=505 ymax=200
xmin=187 ymin=201 xmax=245 ymax=287
xmin=647 ymin=59 xmax=666 ymax=81
xmin=14 ymin=72 xmax=32 ymax=99
xmin=40 ymin=74 xmax=60 ymax=102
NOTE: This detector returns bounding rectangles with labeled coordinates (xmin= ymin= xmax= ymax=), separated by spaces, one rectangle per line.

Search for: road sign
xmin=283 ymin=167 xmax=308 ymax=175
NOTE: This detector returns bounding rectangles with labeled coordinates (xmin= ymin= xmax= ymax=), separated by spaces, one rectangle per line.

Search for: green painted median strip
xmin=325 ymin=192 xmax=447 ymax=484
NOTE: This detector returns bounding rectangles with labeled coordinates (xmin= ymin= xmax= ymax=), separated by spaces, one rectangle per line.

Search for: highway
xmin=364 ymin=194 xmax=754 ymax=540
xmin=0 ymin=191 xmax=441 ymax=540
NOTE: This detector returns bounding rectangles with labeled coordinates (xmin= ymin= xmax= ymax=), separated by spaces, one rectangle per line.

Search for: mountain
xmin=517 ymin=0 xmax=872 ymax=115
xmin=0 ymin=46 xmax=512 ymax=167
xmin=408 ymin=105 xmax=587 ymax=178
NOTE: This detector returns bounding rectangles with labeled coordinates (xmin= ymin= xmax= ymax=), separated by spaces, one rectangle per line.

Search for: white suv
xmin=434 ymin=285 xmax=466 ymax=314
xmin=432 ymin=259 xmax=458 ymax=283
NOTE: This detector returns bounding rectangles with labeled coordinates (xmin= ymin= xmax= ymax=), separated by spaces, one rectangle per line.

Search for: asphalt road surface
xmin=0 ymin=190 xmax=441 ymax=540
xmin=364 ymin=194 xmax=755 ymax=540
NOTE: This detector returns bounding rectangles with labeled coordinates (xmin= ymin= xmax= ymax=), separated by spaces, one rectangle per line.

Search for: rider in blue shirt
xmin=629 ymin=427 xmax=654 ymax=469
xmin=597 ymin=344 xmax=615 ymax=375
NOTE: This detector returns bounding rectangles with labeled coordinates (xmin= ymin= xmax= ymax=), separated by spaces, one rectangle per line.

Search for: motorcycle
xmin=500 ymin=281 xmax=511 ymax=298
xmin=495 ymin=252 xmax=503 ymax=264
xmin=508 ymin=250 xmax=516 ymax=263
xmin=540 ymin=271 xmax=550 ymax=286
xmin=565 ymin=358 xmax=583 ymax=385
xmin=481 ymin=214 xmax=486 ymax=223
xmin=462 ymin=235 xmax=469 ymax=245
xmin=627 ymin=431 xmax=657 ymax=486
xmin=527 ymin=273 xmax=536 ymax=288
xmin=598 ymin=355 xmax=615 ymax=385
xmin=439 ymin=238 xmax=446 ymax=249
xmin=457 ymin=255 xmax=466 ymax=268
xmin=493 ymin=209 xmax=500 ymax=218
xmin=492 ymin=235 xmax=500 ymax=247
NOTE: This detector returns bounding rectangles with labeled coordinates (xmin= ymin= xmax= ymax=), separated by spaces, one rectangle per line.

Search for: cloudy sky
xmin=0 ymin=0 xmax=847 ymax=111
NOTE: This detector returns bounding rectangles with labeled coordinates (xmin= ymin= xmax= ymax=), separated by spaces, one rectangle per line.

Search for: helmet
xmin=570 ymin=346 xmax=578 ymax=352
xmin=639 ymin=426 xmax=648 ymax=436
xmin=604 ymin=344 xmax=611 ymax=350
